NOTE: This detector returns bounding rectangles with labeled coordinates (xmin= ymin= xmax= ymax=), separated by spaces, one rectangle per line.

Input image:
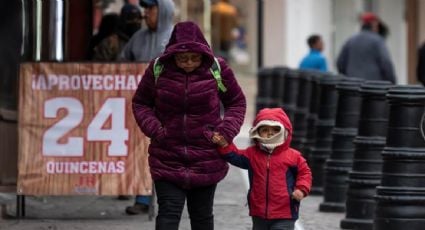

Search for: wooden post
xmin=406 ymin=0 xmax=418 ymax=84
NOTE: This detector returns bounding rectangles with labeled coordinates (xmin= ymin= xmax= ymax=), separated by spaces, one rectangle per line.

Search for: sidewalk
xmin=0 ymin=70 xmax=345 ymax=229
xmin=0 ymin=168 xmax=251 ymax=230
xmin=0 ymin=126 xmax=344 ymax=230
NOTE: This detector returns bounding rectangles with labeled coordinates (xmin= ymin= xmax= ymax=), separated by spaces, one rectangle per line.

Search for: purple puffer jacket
xmin=132 ymin=21 xmax=246 ymax=188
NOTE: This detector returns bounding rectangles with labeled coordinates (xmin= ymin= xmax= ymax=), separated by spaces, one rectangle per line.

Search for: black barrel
xmin=292 ymin=70 xmax=313 ymax=150
xmin=340 ymin=81 xmax=393 ymax=230
xmin=256 ymin=67 xmax=275 ymax=113
xmin=320 ymin=78 xmax=363 ymax=212
xmin=374 ymin=86 xmax=425 ymax=230
xmin=272 ymin=66 xmax=286 ymax=107
xmin=282 ymin=69 xmax=299 ymax=122
xmin=309 ymin=74 xmax=342 ymax=195
xmin=303 ymin=71 xmax=323 ymax=162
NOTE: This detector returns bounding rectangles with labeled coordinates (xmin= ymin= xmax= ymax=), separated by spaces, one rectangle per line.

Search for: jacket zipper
xmin=183 ymin=74 xmax=189 ymax=187
xmin=265 ymin=153 xmax=271 ymax=218
xmin=183 ymin=74 xmax=188 ymax=145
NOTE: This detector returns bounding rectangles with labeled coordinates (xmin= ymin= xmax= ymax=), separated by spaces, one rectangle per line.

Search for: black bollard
xmin=320 ymin=77 xmax=363 ymax=212
xmin=303 ymin=71 xmax=323 ymax=162
xmin=271 ymin=66 xmax=286 ymax=107
xmin=340 ymin=80 xmax=393 ymax=230
xmin=256 ymin=67 xmax=275 ymax=113
xmin=292 ymin=70 xmax=313 ymax=150
xmin=282 ymin=69 xmax=299 ymax=122
xmin=373 ymin=86 xmax=425 ymax=230
xmin=309 ymin=74 xmax=341 ymax=195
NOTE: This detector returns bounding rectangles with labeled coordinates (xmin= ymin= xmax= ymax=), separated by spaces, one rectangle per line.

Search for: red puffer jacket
xmin=218 ymin=108 xmax=312 ymax=219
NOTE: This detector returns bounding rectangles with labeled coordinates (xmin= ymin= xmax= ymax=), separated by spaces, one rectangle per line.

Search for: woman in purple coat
xmin=132 ymin=21 xmax=246 ymax=230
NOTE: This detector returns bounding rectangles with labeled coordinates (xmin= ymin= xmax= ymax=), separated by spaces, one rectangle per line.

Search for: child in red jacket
xmin=212 ymin=108 xmax=312 ymax=230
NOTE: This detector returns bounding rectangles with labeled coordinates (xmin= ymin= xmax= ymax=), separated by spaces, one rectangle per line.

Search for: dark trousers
xmin=252 ymin=217 xmax=295 ymax=230
xmin=155 ymin=180 xmax=217 ymax=230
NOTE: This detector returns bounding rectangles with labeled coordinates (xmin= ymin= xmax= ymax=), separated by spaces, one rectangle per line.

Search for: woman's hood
xmin=159 ymin=21 xmax=215 ymax=67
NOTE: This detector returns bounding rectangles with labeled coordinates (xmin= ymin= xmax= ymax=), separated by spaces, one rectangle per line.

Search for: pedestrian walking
xmin=212 ymin=107 xmax=312 ymax=230
xmin=87 ymin=13 xmax=119 ymax=60
xmin=299 ymin=34 xmax=328 ymax=71
xmin=132 ymin=21 xmax=246 ymax=230
xmin=119 ymin=0 xmax=174 ymax=62
xmin=336 ymin=12 xmax=396 ymax=83
xmin=92 ymin=4 xmax=142 ymax=61
xmin=119 ymin=0 xmax=175 ymax=215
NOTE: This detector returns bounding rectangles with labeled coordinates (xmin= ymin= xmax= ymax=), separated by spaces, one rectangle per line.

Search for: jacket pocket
xmin=203 ymin=124 xmax=216 ymax=143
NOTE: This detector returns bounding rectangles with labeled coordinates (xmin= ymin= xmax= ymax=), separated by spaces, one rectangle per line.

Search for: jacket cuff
xmin=296 ymin=185 xmax=310 ymax=197
xmin=217 ymin=143 xmax=237 ymax=155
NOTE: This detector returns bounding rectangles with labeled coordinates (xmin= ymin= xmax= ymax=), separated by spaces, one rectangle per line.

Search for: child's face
xmin=174 ymin=52 xmax=202 ymax=73
xmin=258 ymin=125 xmax=281 ymax=138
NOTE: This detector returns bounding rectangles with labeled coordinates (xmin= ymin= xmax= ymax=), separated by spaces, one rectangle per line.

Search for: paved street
xmin=0 ymin=70 xmax=345 ymax=230
xmin=0 ymin=144 xmax=345 ymax=230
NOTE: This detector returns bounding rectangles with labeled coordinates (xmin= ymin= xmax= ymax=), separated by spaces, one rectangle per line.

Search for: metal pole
xmin=257 ymin=0 xmax=263 ymax=68
xmin=49 ymin=0 xmax=64 ymax=61
xmin=203 ymin=0 xmax=211 ymax=45
xmin=16 ymin=195 xmax=25 ymax=219
xmin=34 ymin=0 xmax=42 ymax=61
xmin=20 ymin=0 xmax=27 ymax=57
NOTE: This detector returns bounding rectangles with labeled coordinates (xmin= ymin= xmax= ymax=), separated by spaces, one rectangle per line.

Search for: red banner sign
xmin=18 ymin=62 xmax=151 ymax=195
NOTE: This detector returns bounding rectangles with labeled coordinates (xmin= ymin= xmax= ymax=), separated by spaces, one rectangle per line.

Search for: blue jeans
xmin=154 ymin=180 xmax=217 ymax=230
xmin=252 ymin=217 xmax=295 ymax=230
xmin=135 ymin=195 xmax=151 ymax=205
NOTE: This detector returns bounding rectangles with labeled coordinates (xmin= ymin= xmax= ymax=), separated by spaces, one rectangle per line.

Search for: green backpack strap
xmin=153 ymin=57 xmax=163 ymax=84
xmin=210 ymin=57 xmax=227 ymax=93
xmin=154 ymin=56 xmax=226 ymax=93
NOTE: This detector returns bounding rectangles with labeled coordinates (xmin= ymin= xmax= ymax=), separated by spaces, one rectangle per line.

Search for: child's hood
xmin=159 ymin=21 xmax=215 ymax=67
xmin=251 ymin=108 xmax=293 ymax=150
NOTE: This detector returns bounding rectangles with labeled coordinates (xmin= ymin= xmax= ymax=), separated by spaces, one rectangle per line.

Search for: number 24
xmin=42 ymin=97 xmax=129 ymax=157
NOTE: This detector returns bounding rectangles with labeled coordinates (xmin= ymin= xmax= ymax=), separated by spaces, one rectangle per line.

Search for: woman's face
xmin=174 ymin=52 xmax=202 ymax=73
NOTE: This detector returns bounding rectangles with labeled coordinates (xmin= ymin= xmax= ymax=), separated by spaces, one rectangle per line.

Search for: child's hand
xmin=212 ymin=132 xmax=229 ymax=147
xmin=292 ymin=189 xmax=304 ymax=201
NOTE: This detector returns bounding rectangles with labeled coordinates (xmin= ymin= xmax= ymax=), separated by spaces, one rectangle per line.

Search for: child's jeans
xmin=155 ymin=180 xmax=217 ymax=230
xmin=252 ymin=217 xmax=295 ymax=230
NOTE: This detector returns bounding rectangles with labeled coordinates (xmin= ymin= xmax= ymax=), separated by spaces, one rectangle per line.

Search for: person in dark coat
xmin=87 ymin=13 xmax=119 ymax=60
xmin=132 ymin=21 xmax=246 ymax=230
xmin=337 ymin=12 xmax=396 ymax=83
xmin=417 ymin=42 xmax=425 ymax=86
xmin=92 ymin=4 xmax=142 ymax=61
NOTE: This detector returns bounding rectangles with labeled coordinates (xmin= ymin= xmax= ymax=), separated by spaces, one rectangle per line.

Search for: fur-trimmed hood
xmin=250 ymin=108 xmax=293 ymax=151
